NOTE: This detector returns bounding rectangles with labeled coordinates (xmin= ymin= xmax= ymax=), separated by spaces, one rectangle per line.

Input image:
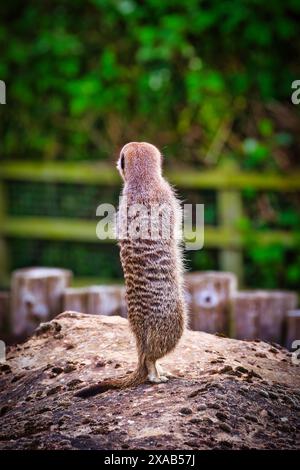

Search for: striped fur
xmin=75 ymin=142 xmax=187 ymax=398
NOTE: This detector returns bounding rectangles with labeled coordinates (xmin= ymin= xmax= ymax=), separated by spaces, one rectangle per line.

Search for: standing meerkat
xmin=76 ymin=142 xmax=187 ymax=397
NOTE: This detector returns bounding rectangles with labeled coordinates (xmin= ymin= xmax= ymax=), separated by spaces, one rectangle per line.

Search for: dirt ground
xmin=0 ymin=312 xmax=299 ymax=449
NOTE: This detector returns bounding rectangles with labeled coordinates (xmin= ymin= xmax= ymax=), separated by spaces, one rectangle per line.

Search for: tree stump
xmin=63 ymin=285 xmax=127 ymax=318
xmin=258 ymin=291 xmax=297 ymax=344
xmin=185 ymin=271 xmax=237 ymax=335
xmin=285 ymin=310 xmax=300 ymax=350
xmin=63 ymin=287 xmax=89 ymax=314
xmin=231 ymin=292 xmax=260 ymax=341
xmin=0 ymin=291 xmax=10 ymax=338
xmin=11 ymin=267 xmax=72 ymax=339
xmin=232 ymin=290 xmax=298 ymax=343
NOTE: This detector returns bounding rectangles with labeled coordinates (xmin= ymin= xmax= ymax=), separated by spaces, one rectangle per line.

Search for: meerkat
xmin=75 ymin=142 xmax=187 ymax=398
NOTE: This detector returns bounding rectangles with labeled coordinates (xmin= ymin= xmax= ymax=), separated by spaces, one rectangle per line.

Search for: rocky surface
xmin=0 ymin=312 xmax=299 ymax=450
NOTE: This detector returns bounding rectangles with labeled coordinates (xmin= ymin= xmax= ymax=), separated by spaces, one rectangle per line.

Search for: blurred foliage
xmin=187 ymin=249 xmax=218 ymax=273
xmin=10 ymin=238 xmax=123 ymax=279
xmin=0 ymin=0 xmax=300 ymax=166
xmin=1 ymin=1 xmax=300 ymax=289
xmin=245 ymin=246 xmax=300 ymax=290
xmin=9 ymin=237 xmax=218 ymax=280
xmin=8 ymin=181 xmax=120 ymax=218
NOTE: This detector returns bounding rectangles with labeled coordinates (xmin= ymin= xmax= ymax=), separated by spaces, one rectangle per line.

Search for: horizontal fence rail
xmin=2 ymin=216 xmax=297 ymax=248
xmin=1 ymin=161 xmax=300 ymax=286
xmin=1 ymin=161 xmax=300 ymax=190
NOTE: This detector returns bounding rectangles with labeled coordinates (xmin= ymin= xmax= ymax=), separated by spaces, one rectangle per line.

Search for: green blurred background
xmin=0 ymin=0 xmax=300 ymax=291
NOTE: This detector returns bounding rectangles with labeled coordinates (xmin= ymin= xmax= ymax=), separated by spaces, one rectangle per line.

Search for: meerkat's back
xmin=75 ymin=142 xmax=187 ymax=397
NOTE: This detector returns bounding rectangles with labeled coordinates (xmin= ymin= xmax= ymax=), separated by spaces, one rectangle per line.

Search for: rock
xmin=46 ymin=385 xmax=62 ymax=396
xmin=259 ymin=409 xmax=268 ymax=419
xmin=207 ymin=402 xmax=221 ymax=409
xmin=179 ymin=407 xmax=193 ymax=415
xmin=189 ymin=418 xmax=202 ymax=424
xmin=245 ymin=414 xmax=259 ymax=423
xmin=248 ymin=370 xmax=263 ymax=379
xmin=219 ymin=422 xmax=232 ymax=433
xmin=63 ymin=364 xmax=77 ymax=373
xmin=0 ymin=405 xmax=11 ymax=416
xmin=67 ymin=379 xmax=83 ymax=390
xmin=219 ymin=365 xmax=233 ymax=374
xmin=235 ymin=365 xmax=249 ymax=374
xmin=188 ymin=389 xmax=200 ymax=398
xmin=0 ymin=312 xmax=299 ymax=450
xmin=259 ymin=390 xmax=269 ymax=399
xmin=35 ymin=321 xmax=61 ymax=337
xmin=219 ymin=439 xmax=232 ymax=448
xmin=197 ymin=404 xmax=207 ymax=411
xmin=0 ymin=364 xmax=11 ymax=373
xmin=255 ymin=352 xmax=267 ymax=358
xmin=216 ymin=411 xmax=228 ymax=421
xmin=51 ymin=366 xmax=63 ymax=375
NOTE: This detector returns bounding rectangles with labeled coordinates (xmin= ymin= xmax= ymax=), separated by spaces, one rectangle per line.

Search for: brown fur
xmin=75 ymin=142 xmax=187 ymax=398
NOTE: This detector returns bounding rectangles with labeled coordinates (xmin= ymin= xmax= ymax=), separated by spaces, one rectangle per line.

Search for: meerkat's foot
xmin=147 ymin=360 xmax=168 ymax=383
xmin=161 ymin=370 xmax=174 ymax=378
xmin=156 ymin=362 xmax=175 ymax=378
xmin=158 ymin=375 xmax=169 ymax=382
xmin=147 ymin=374 xmax=168 ymax=383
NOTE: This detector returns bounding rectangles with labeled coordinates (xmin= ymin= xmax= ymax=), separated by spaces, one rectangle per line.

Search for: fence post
xmin=11 ymin=267 xmax=73 ymax=339
xmin=217 ymin=160 xmax=244 ymax=286
xmin=0 ymin=179 xmax=9 ymax=286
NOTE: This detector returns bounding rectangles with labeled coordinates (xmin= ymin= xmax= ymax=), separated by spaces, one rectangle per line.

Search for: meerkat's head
xmin=117 ymin=142 xmax=162 ymax=183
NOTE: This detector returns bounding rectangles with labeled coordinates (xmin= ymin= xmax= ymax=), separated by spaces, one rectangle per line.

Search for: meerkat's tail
xmin=74 ymin=354 xmax=148 ymax=398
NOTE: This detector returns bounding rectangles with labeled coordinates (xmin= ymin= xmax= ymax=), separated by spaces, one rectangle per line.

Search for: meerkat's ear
xmin=120 ymin=152 xmax=125 ymax=171
xmin=116 ymin=151 xmax=125 ymax=180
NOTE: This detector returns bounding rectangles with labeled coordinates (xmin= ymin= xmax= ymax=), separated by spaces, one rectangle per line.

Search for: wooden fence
xmin=1 ymin=160 xmax=300 ymax=286
xmin=2 ymin=267 xmax=298 ymax=347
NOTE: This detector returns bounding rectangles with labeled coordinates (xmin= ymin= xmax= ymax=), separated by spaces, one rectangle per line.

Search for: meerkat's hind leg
xmin=146 ymin=359 xmax=168 ymax=383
